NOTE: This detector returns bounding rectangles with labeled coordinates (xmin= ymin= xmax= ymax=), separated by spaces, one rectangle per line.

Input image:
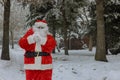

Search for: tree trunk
xmin=95 ymin=0 xmax=108 ymax=62
xmin=89 ymin=35 xmax=93 ymax=51
xmin=68 ymin=31 xmax=71 ymax=50
xmin=63 ymin=24 xmax=69 ymax=55
xmin=1 ymin=0 xmax=10 ymax=60
xmin=61 ymin=0 xmax=69 ymax=55
xmin=10 ymin=30 xmax=14 ymax=49
xmin=52 ymin=23 xmax=56 ymax=54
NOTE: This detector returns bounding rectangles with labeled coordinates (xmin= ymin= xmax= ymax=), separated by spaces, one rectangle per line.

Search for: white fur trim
xmin=24 ymin=64 xmax=52 ymax=70
xmin=24 ymin=56 xmax=52 ymax=70
xmin=34 ymin=22 xmax=47 ymax=27
xmin=27 ymin=35 xmax=35 ymax=44
xmin=35 ymin=42 xmax=42 ymax=52
xmin=24 ymin=63 xmax=52 ymax=70
xmin=35 ymin=56 xmax=42 ymax=64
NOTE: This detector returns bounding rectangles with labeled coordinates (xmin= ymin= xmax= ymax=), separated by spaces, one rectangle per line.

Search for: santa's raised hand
xmin=33 ymin=32 xmax=41 ymax=43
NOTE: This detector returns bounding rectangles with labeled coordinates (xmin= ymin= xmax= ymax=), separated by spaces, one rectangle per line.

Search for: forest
xmin=0 ymin=0 xmax=120 ymax=62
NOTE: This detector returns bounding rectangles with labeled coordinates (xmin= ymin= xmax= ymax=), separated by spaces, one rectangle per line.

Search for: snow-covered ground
xmin=0 ymin=45 xmax=120 ymax=80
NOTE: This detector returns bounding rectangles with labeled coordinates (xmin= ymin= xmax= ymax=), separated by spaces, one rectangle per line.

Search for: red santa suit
xmin=19 ymin=20 xmax=56 ymax=80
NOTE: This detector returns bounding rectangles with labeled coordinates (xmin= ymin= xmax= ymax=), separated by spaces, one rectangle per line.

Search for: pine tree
xmin=89 ymin=0 xmax=120 ymax=54
xmin=24 ymin=0 xmax=88 ymax=55
xmin=60 ymin=0 xmax=87 ymax=55
xmin=26 ymin=1 xmax=54 ymax=27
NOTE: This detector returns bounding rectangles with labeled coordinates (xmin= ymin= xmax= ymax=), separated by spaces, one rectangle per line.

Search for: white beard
xmin=33 ymin=27 xmax=48 ymax=37
xmin=39 ymin=30 xmax=47 ymax=37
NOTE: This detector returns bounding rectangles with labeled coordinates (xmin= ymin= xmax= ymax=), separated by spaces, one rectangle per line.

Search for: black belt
xmin=25 ymin=51 xmax=50 ymax=58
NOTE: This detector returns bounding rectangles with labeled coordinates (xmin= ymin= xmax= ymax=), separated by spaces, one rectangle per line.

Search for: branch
xmin=83 ymin=7 xmax=89 ymax=23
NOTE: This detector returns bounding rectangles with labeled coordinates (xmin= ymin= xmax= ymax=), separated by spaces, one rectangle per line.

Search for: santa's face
xmin=33 ymin=25 xmax=48 ymax=37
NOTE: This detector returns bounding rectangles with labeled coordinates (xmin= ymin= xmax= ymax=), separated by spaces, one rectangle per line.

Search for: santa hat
xmin=33 ymin=20 xmax=48 ymax=27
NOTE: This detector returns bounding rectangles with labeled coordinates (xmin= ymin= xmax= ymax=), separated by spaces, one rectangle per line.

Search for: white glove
xmin=33 ymin=33 xmax=41 ymax=43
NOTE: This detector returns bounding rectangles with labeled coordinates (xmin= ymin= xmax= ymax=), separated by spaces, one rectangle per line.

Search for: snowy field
xmin=0 ymin=45 xmax=120 ymax=80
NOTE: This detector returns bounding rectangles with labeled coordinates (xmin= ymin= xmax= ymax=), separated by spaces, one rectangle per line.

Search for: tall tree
xmin=95 ymin=0 xmax=108 ymax=62
xmin=60 ymin=0 xmax=87 ymax=55
xmin=104 ymin=0 xmax=120 ymax=49
xmin=60 ymin=0 xmax=69 ymax=55
xmin=46 ymin=8 xmax=63 ymax=53
xmin=88 ymin=1 xmax=97 ymax=51
xmin=89 ymin=0 xmax=120 ymax=54
xmin=1 ymin=0 xmax=11 ymax=60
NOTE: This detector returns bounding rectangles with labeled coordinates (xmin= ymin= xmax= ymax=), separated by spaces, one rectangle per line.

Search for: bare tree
xmin=95 ymin=0 xmax=108 ymax=62
xmin=1 ymin=0 xmax=10 ymax=60
xmin=9 ymin=0 xmax=29 ymax=49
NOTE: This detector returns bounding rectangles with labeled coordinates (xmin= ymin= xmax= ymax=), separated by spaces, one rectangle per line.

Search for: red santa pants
xmin=25 ymin=69 xmax=52 ymax=80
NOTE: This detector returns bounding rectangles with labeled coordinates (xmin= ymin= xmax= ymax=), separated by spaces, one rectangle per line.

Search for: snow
xmin=0 ymin=45 xmax=120 ymax=80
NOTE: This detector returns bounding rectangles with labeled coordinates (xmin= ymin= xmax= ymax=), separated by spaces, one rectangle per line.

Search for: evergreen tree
xmin=104 ymin=0 xmax=120 ymax=48
xmin=89 ymin=0 xmax=120 ymax=53
xmin=60 ymin=0 xmax=87 ymax=55
xmin=104 ymin=0 xmax=120 ymax=55
xmin=26 ymin=1 xmax=54 ymax=27
xmin=24 ymin=0 xmax=88 ymax=55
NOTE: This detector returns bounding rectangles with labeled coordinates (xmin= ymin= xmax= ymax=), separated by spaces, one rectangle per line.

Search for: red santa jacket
xmin=19 ymin=28 xmax=56 ymax=70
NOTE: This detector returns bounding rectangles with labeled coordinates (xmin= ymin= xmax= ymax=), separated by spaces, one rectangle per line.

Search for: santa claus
xmin=19 ymin=20 xmax=56 ymax=80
